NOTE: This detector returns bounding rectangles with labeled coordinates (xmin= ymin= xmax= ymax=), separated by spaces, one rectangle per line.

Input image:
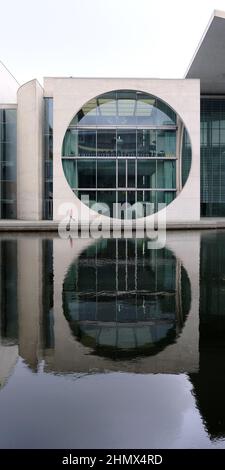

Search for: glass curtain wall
xmin=61 ymin=91 xmax=189 ymax=218
xmin=43 ymin=98 xmax=53 ymax=220
xmin=0 ymin=109 xmax=17 ymax=219
xmin=201 ymin=98 xmax=225 ymax=216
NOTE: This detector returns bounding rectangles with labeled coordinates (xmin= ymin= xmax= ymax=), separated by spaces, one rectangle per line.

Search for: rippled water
xmin=0 ymin=231 xmax=225 ymax=448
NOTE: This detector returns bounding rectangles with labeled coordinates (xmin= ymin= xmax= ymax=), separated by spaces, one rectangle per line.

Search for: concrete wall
xmin=44 ymin=77 xmax=200 ymax=224
xmin=17 ymin=80 xmax=44 ymax=220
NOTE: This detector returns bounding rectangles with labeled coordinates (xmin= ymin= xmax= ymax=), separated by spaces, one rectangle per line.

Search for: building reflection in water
xmin=0 ymin=235 xmax=198 ymax=377
xmin=0 ymin=240 xmax=18 ymax=389
xmin=1 ymin=233 xmax=225 ymax=444
xmin=63 ymin=239 xmax=191 ymax=359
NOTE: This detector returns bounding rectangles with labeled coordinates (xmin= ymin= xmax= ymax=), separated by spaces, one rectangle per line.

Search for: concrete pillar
xmin=17 ymin=80 xmax=44 ymax=220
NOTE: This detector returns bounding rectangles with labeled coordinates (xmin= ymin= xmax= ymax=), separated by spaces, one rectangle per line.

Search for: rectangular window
xmin=137 ymin=190 xmax=156 ymax=216
xmin=157 ymin=161 xmax=176 ymax=189
xmin=137 ymin=160 xmax=156 ymax=188
xmin=77 ymin=160 xmax=96 ymax=188
xmin=137 ymin=129 xmax=157 ymax=157
xmin=117 ymin=191 xmax=126 ymax=219
xmin=96 ymin=129 xmax=116 ymax=157
xmin=43 ymin=98 xmax=53 ymax=219
xmin=68 ymin=129 xmax=78 ymax=156
xmin=118 ymin=160 xmax=126 ymax=187
xmin=44 ymin=134 xmax=53 ymax=160
xmin=126 ymin=191 xmax=136 ymax=218
xmin=201 ymin=98 xmax=225 ymax=216
xmin=78 ymin=129 xmax=96 ymax=156
xmin=117 ymin=129 xmax=136 ymax=157
xmin=62 ymin=159 xmax=77 ymax=188
xmin=127 ymin=160 xmax=136 ymax=187
xmin=0 ymin=109 xmax=17 ymax=219
xmin=97 ymin=160 xmax=116 ymax=188
xmin=156 ymin=130 xmax=176 ymax=157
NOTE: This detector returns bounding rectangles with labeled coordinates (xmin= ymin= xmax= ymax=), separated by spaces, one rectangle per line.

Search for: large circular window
xmin=62 ymin=90 xmax=192 ymax=218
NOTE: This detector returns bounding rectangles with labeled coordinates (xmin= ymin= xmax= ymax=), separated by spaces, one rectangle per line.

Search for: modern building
xmin=1 ymin=10 xmax=225 ymax=224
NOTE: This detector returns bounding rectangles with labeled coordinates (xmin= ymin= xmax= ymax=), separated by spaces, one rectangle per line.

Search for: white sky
xmin=1 ymin=0 xmax=225 ymax=85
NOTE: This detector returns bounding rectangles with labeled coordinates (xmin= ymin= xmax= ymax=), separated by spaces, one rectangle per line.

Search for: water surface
xmin=0 ymin=232 xmax=225 ymax=448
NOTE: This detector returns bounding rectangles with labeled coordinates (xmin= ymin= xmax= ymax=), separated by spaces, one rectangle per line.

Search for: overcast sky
xmin=1 ymin=0 xmax=225 ymax=85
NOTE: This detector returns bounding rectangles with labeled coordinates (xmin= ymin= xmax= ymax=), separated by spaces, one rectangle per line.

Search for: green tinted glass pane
xmin=157 ymin=161 xmax=176 ymax=189
xmin=97 ymin=129 xmax=116 ymax=156
xmin=97 ymin=160 xmax=116 ymax=188
xmin=137 ymin=191 xmax=156 ymax=216
xmin=62 ymin=129 xmax=78 ymax=156
xmin=78 ymin=129 xmax=96 ymax=156
xmin=96 ymin=92 xmax=117 ymax=125
xmin=117 ymin=191 xmax=126 ymax=219
xmin=137 ymin=160 xmax=156 ymax=188
xmin=200 ymin=98 xmax=225 ymax=215
xmin=156 ymin=130 xmax=176 ymax=157
xmin=44 ymin=98 xmax=53 ymax=134
xmin=137 ymin=129 xmax=157 ymax=157
xmin=127 ymin=160 xmax=136 ymax=187
xmin=117 ymin=129 xmax=136 ymax=157
xmin=62 ymin=159 xmax=77 ymax=187
xmin=182 ymin=129 xmax=192 ymax=187
xmin=44 ymin=135 xmax=53 ymax=160
xmin=157 ymin=191 xmax=175 ymax=210
xmin=77 ymin=160 xmax=96 ymax=188
xmin=155 ymin=100 xmax=176 ymax=125
xmin=126 ymin=191 xmax=136 ymax=219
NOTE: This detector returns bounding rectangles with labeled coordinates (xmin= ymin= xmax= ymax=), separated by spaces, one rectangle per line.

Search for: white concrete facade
xmin=43 ymin=77 xmax=200 ymax=224
xmin=1 ymin=69 xmax=201 ymax=223
xmin=17 ymin=80 xmax=44 ymax=220
xmin=12 ymin=232 xmax=199 ymax=375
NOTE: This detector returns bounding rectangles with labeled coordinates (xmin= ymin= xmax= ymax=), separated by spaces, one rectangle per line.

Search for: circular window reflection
xmin=61 ymin=90 xmax=192 ymax=219
xmin=63 ymin=239 xmax=191 ymax=359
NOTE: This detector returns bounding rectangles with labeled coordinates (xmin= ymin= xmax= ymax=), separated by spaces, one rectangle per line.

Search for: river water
xmin=0 ymin=231 xmax=225 ymax=449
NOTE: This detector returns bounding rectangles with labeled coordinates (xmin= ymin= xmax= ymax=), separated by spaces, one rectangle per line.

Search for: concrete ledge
xmin=1 ymin=218 xmax=225 ymax=231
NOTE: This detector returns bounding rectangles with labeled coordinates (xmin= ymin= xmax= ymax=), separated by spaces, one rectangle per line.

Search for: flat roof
xmin=186 ymin=10 xmax=225 ymax=93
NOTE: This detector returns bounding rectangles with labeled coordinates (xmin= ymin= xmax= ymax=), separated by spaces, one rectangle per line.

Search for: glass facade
xmin=201 ymin=98 xmax=225 ymax=216
xmin=0 ymin=109 xmax=17 ymax=219
xmin=0 ymin=240 xmax=18 ymax=342
xmin=182 ymin=129 xmax=192 ymax=188
xmin=43 ymin=98 xmax=53 ymax=219
xmin=62 ymin=90 xmax=192 ymax=218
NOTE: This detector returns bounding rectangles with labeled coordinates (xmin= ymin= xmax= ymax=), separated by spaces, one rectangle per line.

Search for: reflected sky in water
xmin=0 ymin=232 xmax=225 ymax=449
